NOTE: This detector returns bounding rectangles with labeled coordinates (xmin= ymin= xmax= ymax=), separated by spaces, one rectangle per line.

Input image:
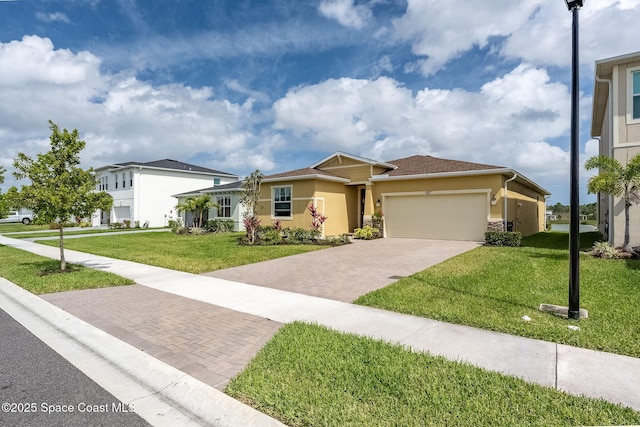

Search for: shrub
xmin=168 ymin=218 xmax=187 ymax=234
xmin=484 ymin=231 xmax=522 ymax=247
xmin=243 ymin=215 xmax=261 ymax=244
xmin=189 ymin=227 xmax=206 ymax=236
xmin=284 ymin=227 xmax=320 ymax=244
xmin=590 ymin=241 xmax=619 ymax=259
xmin=79 ymin=221 xmax=92 ymax=228
xmin=258 ymin=228 xmax=283 ymax=245
xmin=123 ymin=219 xmax=131 ymax=228
xmin=206 ymin=219 xmax=235 ymax=233
xmin=353 ymin=225 xmax=379 ymax=240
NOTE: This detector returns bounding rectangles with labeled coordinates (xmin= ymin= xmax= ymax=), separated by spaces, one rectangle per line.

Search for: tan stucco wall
xmin=257 ymin=180 xmax=356 ymax=236
xmin=258 ymin=173 xmax=546 ymax=238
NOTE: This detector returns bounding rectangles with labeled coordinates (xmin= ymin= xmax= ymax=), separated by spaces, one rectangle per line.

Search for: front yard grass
xmin=226 ymin=322 xmax=640 ymax=427
xmin=0 ymin=245 xmax=133 ymax=294
xmin=0 ymin=223 xmax=50 ymax=233
xmin=356 ymin=232 xmax=640 ymax=358
xmin=36 ymin=232 xmax=327 ymax=273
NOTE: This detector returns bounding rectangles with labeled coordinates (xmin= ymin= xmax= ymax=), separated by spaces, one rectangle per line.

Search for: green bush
xmin=590 ymin=241 xmax=619 ymax=259
xmin=353 ymin=225 xmax=379 ymax=240
xmin=206 ymin=219 xmax=235 ymax=233
xmin=283 ymin=227 xmax=321 ymax=244
xmin=484 ymin=231 xmax=522 ymax=247
xmin=258 ymin=228 xmax=283 ymax=245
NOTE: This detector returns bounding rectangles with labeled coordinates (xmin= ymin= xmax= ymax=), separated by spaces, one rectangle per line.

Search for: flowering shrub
xmin=308 ymin=204 xmax=327 ymax=231
xmin=243 ymin=215 xmax=261 ymax=244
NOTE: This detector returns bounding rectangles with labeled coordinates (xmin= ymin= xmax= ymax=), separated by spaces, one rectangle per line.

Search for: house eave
xmin=95 ymin=164 xmax=238 ymax=178
xmin=263 ymin=174 xmax=351 ymax=184
xmin=371 ymin=168 xmax=551 ymax=196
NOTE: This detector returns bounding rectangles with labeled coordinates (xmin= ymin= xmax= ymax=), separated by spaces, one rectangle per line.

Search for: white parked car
xmin=0 ymin=210 xmax=34 ymax=225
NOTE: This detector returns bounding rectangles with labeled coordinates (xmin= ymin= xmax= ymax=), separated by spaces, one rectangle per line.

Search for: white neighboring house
xmin=94 ymin=159 xmax=239 ymax=228
xmin=173 ymin=181 xmax=247 ymax=231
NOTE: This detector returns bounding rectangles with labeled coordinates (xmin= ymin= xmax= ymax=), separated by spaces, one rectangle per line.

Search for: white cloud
xmin=35 ymin=12 xmax=71 ymax=24
xmin=0 ymin=36 xmax=272 ymax=187
xmin=393 ymin=0 xmax=545 ymax=75
xmin=318 ymin=0 xmax=373 ymax=29
xmin=273 ymin=64 xmax=573 ymax=182
xmin=502 ymin=0 xmax=640 ymax=68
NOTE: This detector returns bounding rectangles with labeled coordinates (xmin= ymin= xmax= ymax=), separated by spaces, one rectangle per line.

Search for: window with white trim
xmin=633 ymin=70 xmax=640 ymax=120
xmin=130 ymin=171 xmax=133 ymax=187
xmin=216 ymin=196 xmax=231 ymax=218
xmin=272 ymin=186 xmax=292 ymax=218
xmin=115 ymin=173 xmax=118 ymax=189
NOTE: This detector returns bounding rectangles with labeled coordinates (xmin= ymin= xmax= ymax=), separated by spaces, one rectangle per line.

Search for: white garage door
xmin=385 ymin=193 xmax=488 ymax=241
xmin=113 ymin=206 xmax=131 ymax=222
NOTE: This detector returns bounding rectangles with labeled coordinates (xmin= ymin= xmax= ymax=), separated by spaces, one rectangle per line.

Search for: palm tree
xmin=585 ymin=154 xmax=640 ymax=252
xmin=176 ymin=194 xmax=217 ymax=228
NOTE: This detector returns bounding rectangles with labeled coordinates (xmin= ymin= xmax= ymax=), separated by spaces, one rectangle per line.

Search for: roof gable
xmin=310 ymin=151 xmax=396 ymax=171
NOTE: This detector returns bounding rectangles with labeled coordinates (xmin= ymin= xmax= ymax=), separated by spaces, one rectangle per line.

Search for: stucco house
xmin=94 ymin=159 xmax=238 ymax=228
xmin=255 ymin=151 xmax=549 ymax=241
xmin=173 ymin=181 xmax=247 ymax=231
xmin=591 ymin=51 xmax=640 ymax=247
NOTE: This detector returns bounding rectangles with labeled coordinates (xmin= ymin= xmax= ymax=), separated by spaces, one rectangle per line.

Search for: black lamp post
xmin=565 ymin=0 xmax=583 ymax=320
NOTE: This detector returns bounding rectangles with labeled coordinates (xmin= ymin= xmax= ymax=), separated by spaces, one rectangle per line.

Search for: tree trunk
xmin=622 ymin=198 xmax=632 ymax=252
xmin=59 ymin=223 xmax=66 ymax=271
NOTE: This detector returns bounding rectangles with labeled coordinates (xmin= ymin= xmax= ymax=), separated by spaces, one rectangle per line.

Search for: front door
xmin=360 ymin=188 xmax=366 ymax=228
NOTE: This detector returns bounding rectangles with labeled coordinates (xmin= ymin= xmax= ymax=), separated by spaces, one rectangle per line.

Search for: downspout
xmin=595 ymin=75 xmax=613 ymax=243
xmin=544 ymin=195 xmax=551 ymax=231
xmin=504 ymin=172 xmax=517 ymax=231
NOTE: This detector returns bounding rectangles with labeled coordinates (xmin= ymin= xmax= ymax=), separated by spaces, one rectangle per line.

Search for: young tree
xmin=239 ymin=170 xmax=263 ymax=244
xmin=585 ymin=154 xmax=640 ymax=252
xmin=13 ymin=120 xmax=113 ymax=270
xmin=176 ymin=194 xmax=216 ymax=228
xmin=0 ymin=166 xmax=7 ymax=218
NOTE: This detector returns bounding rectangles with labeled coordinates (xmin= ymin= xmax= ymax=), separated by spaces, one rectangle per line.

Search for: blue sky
xmin=1 ymin=0 xmax=639 ymax=204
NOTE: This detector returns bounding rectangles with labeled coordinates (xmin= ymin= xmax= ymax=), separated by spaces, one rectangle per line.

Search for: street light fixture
xmin=565 ymin=0 xmax=583 ymax=320
xmin=565 ymin=0 xmax=584 ymax=10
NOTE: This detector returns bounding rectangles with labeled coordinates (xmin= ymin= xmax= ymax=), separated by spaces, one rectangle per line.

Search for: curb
xmin=0 ymin=278 xmax=285 ymax=427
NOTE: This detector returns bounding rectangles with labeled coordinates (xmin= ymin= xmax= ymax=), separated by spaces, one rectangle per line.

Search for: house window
xmin=214 ymin=178 xmax=221 ymax=186
xmin=122 ymin=174 xmax=126 ymax=188
xmin=216 ymin=196 xmax=231 ymax=218
xmin=633 ymin=71 xmax=640 ymax=120
xmin=273 ymin=186 xmax=292 ymax=218
xmin=130 ymin=171 xmax=133 ymax=187
xmin=115 ymin=173 xmax=118 ymax=189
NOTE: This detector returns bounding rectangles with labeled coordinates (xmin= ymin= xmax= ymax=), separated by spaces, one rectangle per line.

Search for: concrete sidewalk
xmin=1 ymin=235 xmax=639 ymax=415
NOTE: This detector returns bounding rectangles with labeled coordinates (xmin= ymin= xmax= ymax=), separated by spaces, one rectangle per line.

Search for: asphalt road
xmin=0 ymin=308 xmax=150 ymax=427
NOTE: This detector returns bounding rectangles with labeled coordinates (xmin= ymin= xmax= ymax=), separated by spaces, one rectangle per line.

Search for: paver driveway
xmin=204 ymin=238 xmax=481 ymax=302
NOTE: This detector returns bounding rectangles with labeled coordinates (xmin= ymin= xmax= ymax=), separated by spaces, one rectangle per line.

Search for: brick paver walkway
xmin=41 ymin=285 xmax=282 ymax=390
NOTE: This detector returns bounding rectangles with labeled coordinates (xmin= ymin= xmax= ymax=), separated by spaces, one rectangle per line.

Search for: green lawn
xmin=6 ymin=227 xmax=166 ymax=239
xmin=0 ymin=223 xmax=50 ymax=233
xmin=227 ymin=322 xmax=640 ymax=427
xmin=37 ymin=232 xmax=327 ymax=273
xmin=356 ymin=232 xmax=640 ymax=358
xmin=0 ymin=245 xmax=133 ymax=294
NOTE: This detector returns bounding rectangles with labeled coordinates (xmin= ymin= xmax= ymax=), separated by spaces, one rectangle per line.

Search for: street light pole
xmin=565 ymin=0 xmax=583 ymax=320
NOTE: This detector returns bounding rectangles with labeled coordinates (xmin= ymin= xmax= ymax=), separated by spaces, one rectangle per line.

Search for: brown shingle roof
xmin=384 ymin=155 xmax=504 ymax=176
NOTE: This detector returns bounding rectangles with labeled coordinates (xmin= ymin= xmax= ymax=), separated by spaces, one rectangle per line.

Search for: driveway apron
xmin=204 ymin=238 xmax=481 ymax=302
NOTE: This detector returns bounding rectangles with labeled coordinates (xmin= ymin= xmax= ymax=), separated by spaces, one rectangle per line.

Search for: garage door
xmin=385 ymin=193 xmax=488 ymax=241
xmin=113 ymin=206 xmax=131 ymax=222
